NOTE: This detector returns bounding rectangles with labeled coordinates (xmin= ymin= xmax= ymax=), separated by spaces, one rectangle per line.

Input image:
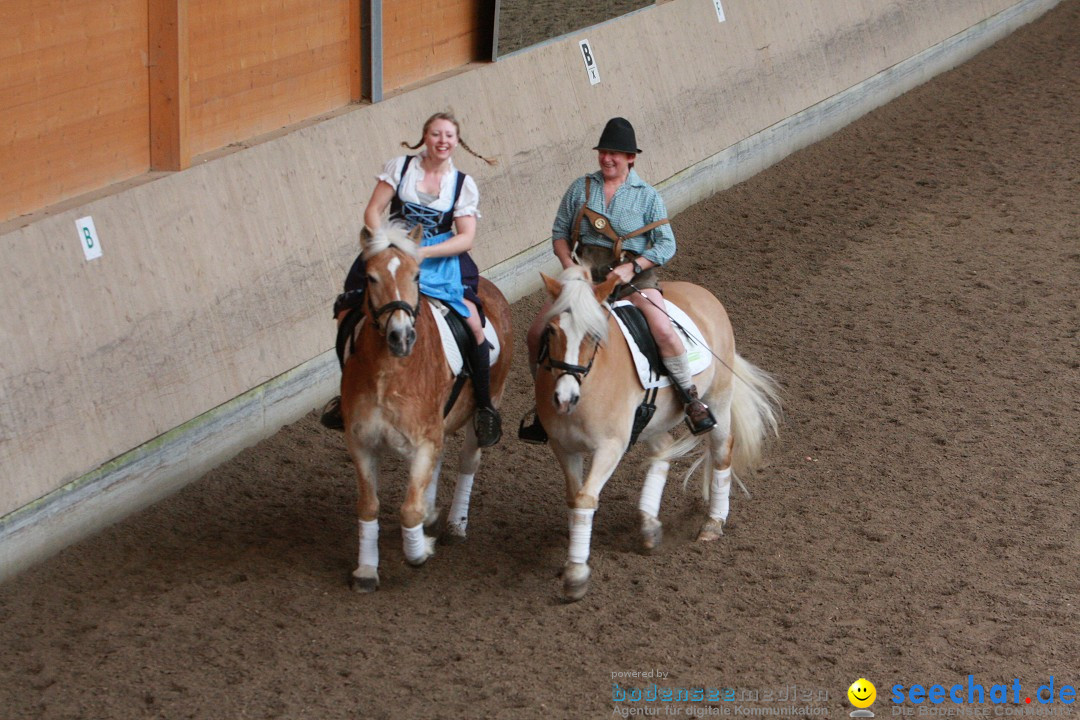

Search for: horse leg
xmin=699 ymin=391 xmax=735 ymax=542
xmin=563 ymin=441 xmax=623 ymax=602
xmin=639 ymin=433 xmax=674 ymax=553
xmin=423 ymin=454 xmax=444 ymax=531
xmin=349 ymin=448 xmax=381 ymax=592
xmin=400 ymin=442 xmax=439 ymax=566
xmin=445 ymin=424 xmax=481 ymax=541
xmin=552 ymin=441 xmax=585 ymax=506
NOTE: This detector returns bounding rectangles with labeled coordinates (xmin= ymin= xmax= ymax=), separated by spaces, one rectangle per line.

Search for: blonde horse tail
xmin=728 ymin=353 xmax=782 ymax=480
xmin=676 ymin=354 xmax=781 ymax=499
xmin=657 ymin=431 xmax=705 ymax=464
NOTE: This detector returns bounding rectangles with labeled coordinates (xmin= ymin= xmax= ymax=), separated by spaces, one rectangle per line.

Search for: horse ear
xmin=360 ymin=225 xmax=374 ymax=249
xmin=540 ymin=272 xmax=563 ymax=298
xmin=594 ymin=274 xmax=620 ymax=303
xmin=407 ymin=224 xmax=424 ymax=243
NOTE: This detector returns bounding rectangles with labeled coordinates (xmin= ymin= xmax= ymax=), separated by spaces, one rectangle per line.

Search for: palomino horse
xmin=340 ymin=225 xmax=513 ymax=591
xmin=534 ymin=266 xmax=780 ymax=601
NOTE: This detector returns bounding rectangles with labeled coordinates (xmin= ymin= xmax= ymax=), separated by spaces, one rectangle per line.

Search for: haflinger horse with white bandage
xmin=340 ymin=225 xmax=512 ymax=592
xmin=534 ymin=266 xmax=781 ymax=601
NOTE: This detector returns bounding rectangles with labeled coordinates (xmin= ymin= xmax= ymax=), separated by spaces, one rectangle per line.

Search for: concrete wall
xmin=0 ymin=0 xmax=1057 ymax=581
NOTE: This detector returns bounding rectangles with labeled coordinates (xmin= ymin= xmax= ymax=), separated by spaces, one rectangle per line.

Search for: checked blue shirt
xmin=552 ymin=168 xmax=676 ymax=267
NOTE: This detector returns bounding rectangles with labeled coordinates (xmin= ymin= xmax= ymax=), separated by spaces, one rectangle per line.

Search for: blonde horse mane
xmin=543 ymin=266 xmax=610 ymax=342
xmin=362 ymin=224 xmax=419 ymax=260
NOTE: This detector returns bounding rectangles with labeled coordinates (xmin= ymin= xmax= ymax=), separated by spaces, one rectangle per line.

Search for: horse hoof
xmin=404 ymin=535 xmax=436 ymax=567
xmin=441 ymin=522 xmax=467 ymax=544
xmin=350 ymin=567 xmax=379 ymax=592
xmin=697 ymin=518 xmax=725 ymax=542
xmin=640 ymin=513 xmax=663 ymax=553
xmin=562 ymin=562 xmax=591 ymax=602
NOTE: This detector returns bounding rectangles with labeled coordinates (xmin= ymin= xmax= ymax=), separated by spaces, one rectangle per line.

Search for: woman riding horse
xmin=521 ymin=117 xmax=714 ymax=443
xmin=323 ymin=112 xmax=503 ymax=447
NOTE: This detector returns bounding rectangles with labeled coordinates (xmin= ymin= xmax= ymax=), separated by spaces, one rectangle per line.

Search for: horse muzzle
xmin=553 ymin=376 xmax=581 ymax=414
xmin=387 ymin=326 xmax=416 ymax=357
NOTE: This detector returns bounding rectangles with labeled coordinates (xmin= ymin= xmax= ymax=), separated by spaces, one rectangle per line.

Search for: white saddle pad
xmin=606 ymin=300 xmax=711 ymax=389
xmin=428 ymin=299 xmax=501 ymax=376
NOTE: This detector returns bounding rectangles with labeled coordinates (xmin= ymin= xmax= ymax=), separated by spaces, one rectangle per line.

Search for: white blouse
xmin=377 ymin=154 xmax=481 ymax=218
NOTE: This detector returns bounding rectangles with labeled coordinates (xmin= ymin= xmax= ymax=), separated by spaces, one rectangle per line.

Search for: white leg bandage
xmin=448 ymin=473 xmax=475 ymax=531
xmin=401 ymin=522 xmax=430 ymax=564
xmin=638 ymin=461 xmax=670 ymax=519
xmin=708 ymin=467 xmax=733 ymax=522
xmin=358 ymin=519 xmax=379 ymax=569
xmin=568 ymin=508 xmax=596 ymax=565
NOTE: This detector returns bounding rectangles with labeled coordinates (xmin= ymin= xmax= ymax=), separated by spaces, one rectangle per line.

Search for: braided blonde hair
xmin=402 ymin=112 xmax=498 ymax=166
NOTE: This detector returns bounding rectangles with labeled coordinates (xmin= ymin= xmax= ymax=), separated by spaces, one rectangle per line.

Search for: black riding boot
xmin=467 ymin=338 xmax=502 ymax=447
xmin=320 ymin=288 xmax=367 ymax=431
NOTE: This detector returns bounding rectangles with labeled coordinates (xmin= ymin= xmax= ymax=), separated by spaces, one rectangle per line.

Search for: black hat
xmin=593 ymin=117 xmax=641 ymax=154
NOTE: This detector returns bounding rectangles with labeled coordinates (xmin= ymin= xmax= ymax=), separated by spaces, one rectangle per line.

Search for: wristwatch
xmin=630 ymin=259 xmax=644 ymax=275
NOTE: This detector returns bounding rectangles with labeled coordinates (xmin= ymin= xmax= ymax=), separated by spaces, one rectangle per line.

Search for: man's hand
xmin=606 ymin=262 xmax=636 ymax=285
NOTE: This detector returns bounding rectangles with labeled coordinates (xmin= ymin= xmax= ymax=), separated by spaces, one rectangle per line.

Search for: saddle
xmin=606 ymin=300 xmax=713 ymax=447
xmin=610 ymin=303 xmax=662 ymax=446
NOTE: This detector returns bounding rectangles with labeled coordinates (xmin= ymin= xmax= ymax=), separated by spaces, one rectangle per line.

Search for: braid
xmin=402 ymin=111 xmax=498 ymax=166
xmin=459 ymin=137 xmax=498 ymax=166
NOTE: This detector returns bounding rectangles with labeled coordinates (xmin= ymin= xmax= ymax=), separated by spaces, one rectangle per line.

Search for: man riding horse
xmin=521 ymin=117 xmax=715 ymax=443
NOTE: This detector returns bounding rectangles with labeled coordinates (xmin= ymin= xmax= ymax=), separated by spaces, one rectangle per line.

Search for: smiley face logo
xmin=848 ymin=678 xmax=876 ymax=708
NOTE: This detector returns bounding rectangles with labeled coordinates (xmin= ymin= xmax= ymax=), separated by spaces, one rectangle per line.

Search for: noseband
xmin=539 ymin=325 xmax=599 ymax=384
xmin=367 ymin=288 xmax=419 ymax=335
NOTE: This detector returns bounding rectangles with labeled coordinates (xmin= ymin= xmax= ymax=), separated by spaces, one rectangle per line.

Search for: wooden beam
xmin=349 ymin=0 xmax=362 ymax=101
xmin=149 ymin=0 xmax=190 ymax=170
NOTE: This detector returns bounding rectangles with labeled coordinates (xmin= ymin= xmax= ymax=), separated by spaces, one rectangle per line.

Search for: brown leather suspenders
xmin=569 ymin=175 xmax=669 ymax=260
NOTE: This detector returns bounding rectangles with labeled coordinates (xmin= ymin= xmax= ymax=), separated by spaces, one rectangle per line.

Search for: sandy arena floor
xmin=1 ymin=2 xmax=1077 ymax=718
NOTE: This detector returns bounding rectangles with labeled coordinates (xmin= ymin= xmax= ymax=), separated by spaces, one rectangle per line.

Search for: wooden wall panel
xmin=0 ymin=0 xmax=149 ymax=223
xmin=187 ymin=0 xmax=356 ymax=157
xmin=382 ymin=0 xmax=486 ymax=92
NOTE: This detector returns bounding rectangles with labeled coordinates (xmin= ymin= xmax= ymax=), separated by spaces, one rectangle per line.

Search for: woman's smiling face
xmin=424 ymin=118 xmax=459 ymax=162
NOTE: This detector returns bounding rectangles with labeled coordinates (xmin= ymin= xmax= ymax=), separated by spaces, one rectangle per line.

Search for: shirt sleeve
xmin=552 ymin=177 xmax=586 ymax=241
xmin=453 ymin=173 xmax=481 ymax=218
xmin=376 ymin=156 xmax=406 ymax=188
xmin=639 ymin=190 xmax=676 ymax=267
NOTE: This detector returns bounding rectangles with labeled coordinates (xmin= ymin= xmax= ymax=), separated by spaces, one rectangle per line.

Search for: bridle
xmin=538 ymin=323 xmax=601 ymax=384
xmin=366 ymin=276 xmax=420 ymax=336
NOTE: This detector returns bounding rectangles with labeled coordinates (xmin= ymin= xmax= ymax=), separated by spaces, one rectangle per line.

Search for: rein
xmin=624 ymin=282 xmax=759 ymax=387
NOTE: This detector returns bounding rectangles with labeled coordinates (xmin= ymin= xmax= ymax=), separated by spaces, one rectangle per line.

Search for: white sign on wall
xmin=579 ymin=39 xmax=601 ymax=85
xmin=713 ymin=0 xmax=726 ymax=23
xmin=76 ymin=216 xmax=103 ymax=261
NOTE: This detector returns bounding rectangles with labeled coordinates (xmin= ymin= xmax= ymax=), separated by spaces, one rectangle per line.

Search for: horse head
xmin=361 ymin=224 xmax=423 ymax=357
xmin=538 ymin=267 xmax=620 ymax=413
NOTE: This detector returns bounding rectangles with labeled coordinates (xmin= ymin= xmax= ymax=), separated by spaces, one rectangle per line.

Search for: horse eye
xmin=366 ymin=274 xmax=378 ymax=285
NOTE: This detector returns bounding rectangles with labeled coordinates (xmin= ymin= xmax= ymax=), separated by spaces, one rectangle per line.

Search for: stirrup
xmin=517 ymin=410 xmax=548 ymax=445
xmin=474 ymin=407 xmax=502 ymax=448
xmin=684 ymin=400 xmax=716 ymax=436
xmin=320 ymin=396 xmax=344 ymax=431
